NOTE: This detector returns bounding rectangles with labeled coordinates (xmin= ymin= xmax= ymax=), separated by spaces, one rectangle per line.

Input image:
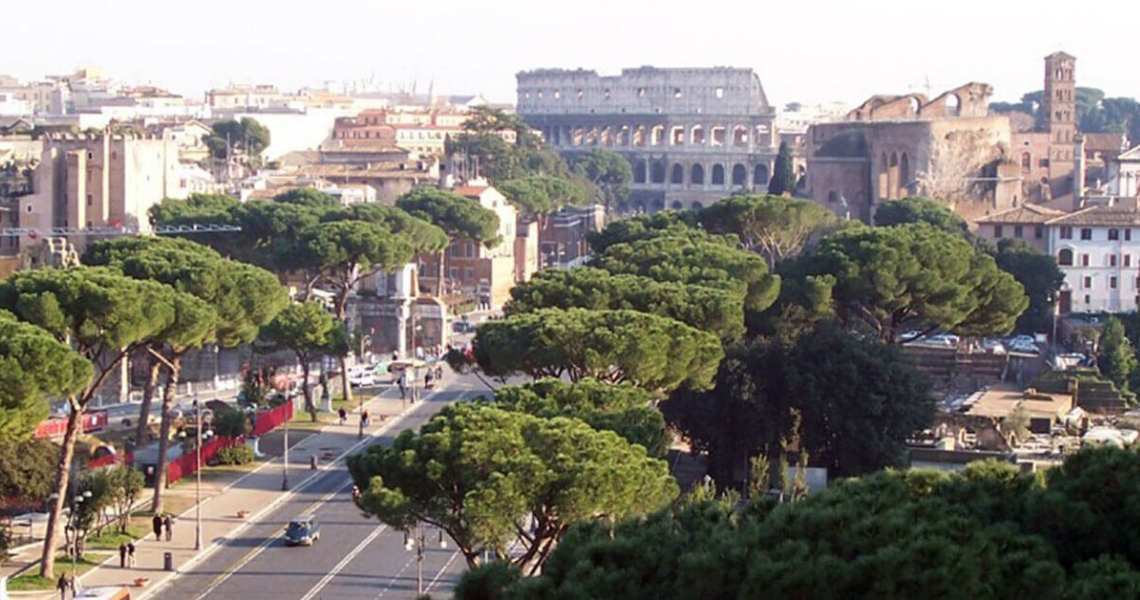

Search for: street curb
xmin=131 ymin=386 xmax=440 ymax=600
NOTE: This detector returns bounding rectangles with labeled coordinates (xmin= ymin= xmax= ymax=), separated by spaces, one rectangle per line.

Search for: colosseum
xmin=516 ymin=66 xmax=778 ymax=212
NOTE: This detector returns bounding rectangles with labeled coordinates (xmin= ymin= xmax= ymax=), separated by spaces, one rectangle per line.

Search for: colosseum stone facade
xmin=516 ymin=67 xmax=778 ymax=212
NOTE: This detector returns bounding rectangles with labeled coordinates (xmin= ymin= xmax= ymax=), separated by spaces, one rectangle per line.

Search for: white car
xmin=1007 ymin=335 xmax=1036 ymax=347
xmin=348 ymin=368 xmax=376 ymax=388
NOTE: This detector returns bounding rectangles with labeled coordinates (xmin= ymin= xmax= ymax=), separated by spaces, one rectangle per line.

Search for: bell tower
xmin=1043 ymin=52 xmax=1077 ymax=190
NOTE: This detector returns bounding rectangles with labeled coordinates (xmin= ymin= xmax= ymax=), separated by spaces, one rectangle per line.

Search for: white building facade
xmin=1047 ymin=204 xmax=1140 ymax=314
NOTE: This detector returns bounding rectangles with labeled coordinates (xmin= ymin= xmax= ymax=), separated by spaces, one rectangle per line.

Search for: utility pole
xmin=281 ymin=395 xmax=290 ymax=491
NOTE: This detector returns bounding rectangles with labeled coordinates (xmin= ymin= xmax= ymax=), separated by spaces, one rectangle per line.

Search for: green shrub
xmin=216 ymin=445 xmax=254 ymax=466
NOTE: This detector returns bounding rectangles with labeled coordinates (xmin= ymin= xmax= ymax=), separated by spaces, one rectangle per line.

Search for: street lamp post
xmin=54 ymin=490 xmax=92 ymax=581
xmin=404 ymin=524 xmax=448 ymax=595
xmin=193 ymin=399 xmax=213 ymax=551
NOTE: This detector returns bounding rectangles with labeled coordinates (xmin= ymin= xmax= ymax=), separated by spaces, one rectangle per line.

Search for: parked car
xmin=348 ymin=368 xmax=376 ymax=388
xmin=1009 ymin=340 xmax=1040 ymax=354
xmin=1007 ymin=335 xmax=1037 ymax=347
xmin=284 ymin=517 xmax=320 ymax=546
xmin=981 ymin=338 xmax=1007 ymax=354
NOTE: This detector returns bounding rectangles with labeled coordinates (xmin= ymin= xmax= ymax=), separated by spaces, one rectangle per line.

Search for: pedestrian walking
xmin=424 ymin=370 xmax=434 ymax=390
xmin=127 ymin=542 xmax=136 ymax=567
xmin=152 ymin=514 xmax=163 ymax=541
xmin=57 ymin=573 xmax=70 ymax=600
xmin=361 ymin=410 xmax=370 ymax=428
xmin=163 ymin=514 xmax=174 ymax=541
xmin=397 ymin=373 xmax=407 ymax=400
xmin=338 ymin=407 xmax=347 ymax=425
xmin=119 ymin=541 xmax=127 ymax=568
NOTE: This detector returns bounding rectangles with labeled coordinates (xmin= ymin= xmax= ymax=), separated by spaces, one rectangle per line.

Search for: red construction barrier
xmin=33 ymin=410 xmax=109 ymax=440
xmin=164 ymin=403 xmax=293 ymax=485
xmin=87 ymin=452 xmax=133 ymax=469
xmin=250 ymin=402 xmax=294 ymax=437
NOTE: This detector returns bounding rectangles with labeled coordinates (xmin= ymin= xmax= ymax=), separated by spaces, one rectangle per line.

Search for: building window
xmin=1110 ymin=228 xmax=1120 ymax=240
xmin=1127 ymin=229 xmax=1133 ymax=241
xmin=1014 ymin=225 xmax=1023 ymax=238
xmin=1035 ymin=225 xmax=1044 ymax=239
xmin=86 ymin=194 xmax=92 ymax=207
xmin=1126 ymin=255 xmax=1132 ymax=267
xmin=1111 ymin=276 xmax=1118 ymax=289
xmin=1084 ymin=276 xmax=1092 ymax=289
xmin=994 ymin=225 xmax=1003 ymax=238
xmin=1040 ymin=158 xmax=1050 ymax=168
xmin=1085 ymin=294 xmax=1091 ymax=304
xmin=1060 ymin=226 xmax=1073 ymax=239
xmin=715 ymin=87 xmax=724 ymax=98
xmin=1080 ymin=228 xmax=1093 ymax=240
xmin=1110 ymin=254 xmax=1118 ymax=267
xmin=827 ymin=191 xmax=838 ymax=204
xmin=1058 ymin=249 xmax=1073 ymax=266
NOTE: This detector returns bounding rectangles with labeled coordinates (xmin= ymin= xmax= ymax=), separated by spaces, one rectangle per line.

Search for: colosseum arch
xmin=691 ymin=164 xmax=705 ymax=185
xmin=651 ymin=125 xmax=666 ymax=146
xmin=671 ymin=164 xmax=685 ymax=185
xmin=633 ymin=160 xmax=647 ymax=184
xmin=652 ymin=198 xmax=666 ymax=212
xmin=585 ymin=128 xmax=598 ymax=146
xmin=651 ymin=161 xmax=667 ymax=184
xmin=733 ymin=126 xmax=748 ymax=147
xmin=600 ymin=127 xmax=613 ymax=146
xmin=754 ymin=164 xmax=769 ymax=187
xmin=691 ymin=125 xmax=706 ymax=145
xmin=571 ymin=128 xmax=584 ymax=146
xmin=671 ymin=126 xmax=685 ymax=146
xmin=731 ymin=163 xmax=747 ymax=186
xmin=618 ymin=126 xmax=631 ymax=146
xmin=671 ymin=201 xmax=684 ymax=210
xmin=691 ymin=201 xmax=704 ymax=210
xmin=711 ymin=127 xmax=726 ymax=147
xmin=633 ymin=126 xmax=646 ymax=146
xmin=712 ymin=164 xmax=726 ymax=186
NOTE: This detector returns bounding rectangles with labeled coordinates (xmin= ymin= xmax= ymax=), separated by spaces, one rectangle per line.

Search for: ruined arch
xmin=711 ymin=164 xmax=726 ymax=186
xmin=618 ymin=126 xmax=631 ymax=146
xmin=600 ymin=126 xmax=613 ymax=146
xmin=651 ymin=125 xmax=666 ymax=146
xmin=753 ymin=164 xmax=769 ymax=187
xmin=888 ymin=152 xmax=900 ymax=200
xmin=731 ymin=163 xmax=747 ymax=186
xmin=899 ymin=153 xmax=910 ymax=197
xmin=878 ymin=152 xmax=889 ymax=199
xmin=945 ymin=94 xmax=960 ymax=117
xmin=633 ymin=125 xmax=646 ymax=147
xmin=691 ymin=164 xmax=705 ymax=185
xmin=671 ymin=163 xmax=684 ymax=185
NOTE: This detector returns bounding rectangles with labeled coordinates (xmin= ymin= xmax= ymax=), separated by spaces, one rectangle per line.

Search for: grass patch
xmin=86 ymin=520 xmax=150 ymax=550
xmin=8 ymin=554 xmax=110 ymax=591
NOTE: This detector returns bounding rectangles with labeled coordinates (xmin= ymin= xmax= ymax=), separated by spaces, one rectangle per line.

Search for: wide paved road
xmin=160 ymin=377 xmax=486 ymax=599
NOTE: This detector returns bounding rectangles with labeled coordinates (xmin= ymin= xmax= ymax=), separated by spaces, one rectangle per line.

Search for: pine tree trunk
xmin=301 ymin=360 xmax=315 ymax=420
xmin=437 ymin=251 xmax=446 ymax=297
xmin=134 ymin=358 xmax=162 ymax=449
xmin=335 ymin=293 xmax=353 ymax=409
xmin=39 ymin=398 xmax=82 ymax=579
xmin=151 ymin=359 xmax=181 ymax=515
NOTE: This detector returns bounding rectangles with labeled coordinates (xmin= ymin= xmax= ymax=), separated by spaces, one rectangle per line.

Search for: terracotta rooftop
xmin=1046 ymin=205 xmax=1140 ymax=227
xmin=452 ymin=185 xmax=488 ymax=198
xmin=1083 ymin=132 xmax=1127 ymax=152
xmin=975 ymin=204 xmax=1065 ymax=224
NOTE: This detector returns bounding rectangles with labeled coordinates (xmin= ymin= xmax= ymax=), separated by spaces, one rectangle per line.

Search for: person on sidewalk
xmin=397 ymin=373 xmax=406 ymax=400
xmin=127 ymin=541 xmax=136 ymax=567
xmin=338 ymin=407 xmax=347 ymax=426
xmin=164 ymin=514 xmax=174 ymax=541
xmin=152 ymin=514 xmax=163 ymax=541
xmin=361 ymin=410 xmax=370 ymax=428
xmin=56 ymin=573 xmax=73 ymax=600
xmin=119 ymin=542 xmax=127 ymax=568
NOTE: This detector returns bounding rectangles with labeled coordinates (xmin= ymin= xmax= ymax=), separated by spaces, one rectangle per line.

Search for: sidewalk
xmin=12 ymin=385 xmax=428 ymax=599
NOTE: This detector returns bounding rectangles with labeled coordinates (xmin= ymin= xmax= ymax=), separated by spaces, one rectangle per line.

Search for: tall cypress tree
xmin=768 ymin=141 xmax=796 ymax=195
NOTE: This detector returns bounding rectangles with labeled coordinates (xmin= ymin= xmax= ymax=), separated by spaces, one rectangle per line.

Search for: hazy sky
xmin=8 ymin=0 xmax=1138 ymax=108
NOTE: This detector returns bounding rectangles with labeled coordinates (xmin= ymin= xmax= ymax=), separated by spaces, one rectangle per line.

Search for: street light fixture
xmin=192 ymin=398 xmax=213 ymax=551
xmin=282 ymin=395 xmax=291 ymax=491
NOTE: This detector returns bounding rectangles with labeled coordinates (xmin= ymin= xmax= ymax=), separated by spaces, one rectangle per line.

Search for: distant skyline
xmin=8 ymin=0 xmax=1138 ymax=109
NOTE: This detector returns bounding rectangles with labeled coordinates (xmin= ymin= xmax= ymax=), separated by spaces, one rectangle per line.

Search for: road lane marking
xmin=374 ymin=555 xmax=417 ymax=598
xmin=297 ymin=523 xmax=389 ymax=600
xmin=426 ymin=550 xmax=462 ymax=593
xmin=190 ymin=481 xmax=352 ymax=600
